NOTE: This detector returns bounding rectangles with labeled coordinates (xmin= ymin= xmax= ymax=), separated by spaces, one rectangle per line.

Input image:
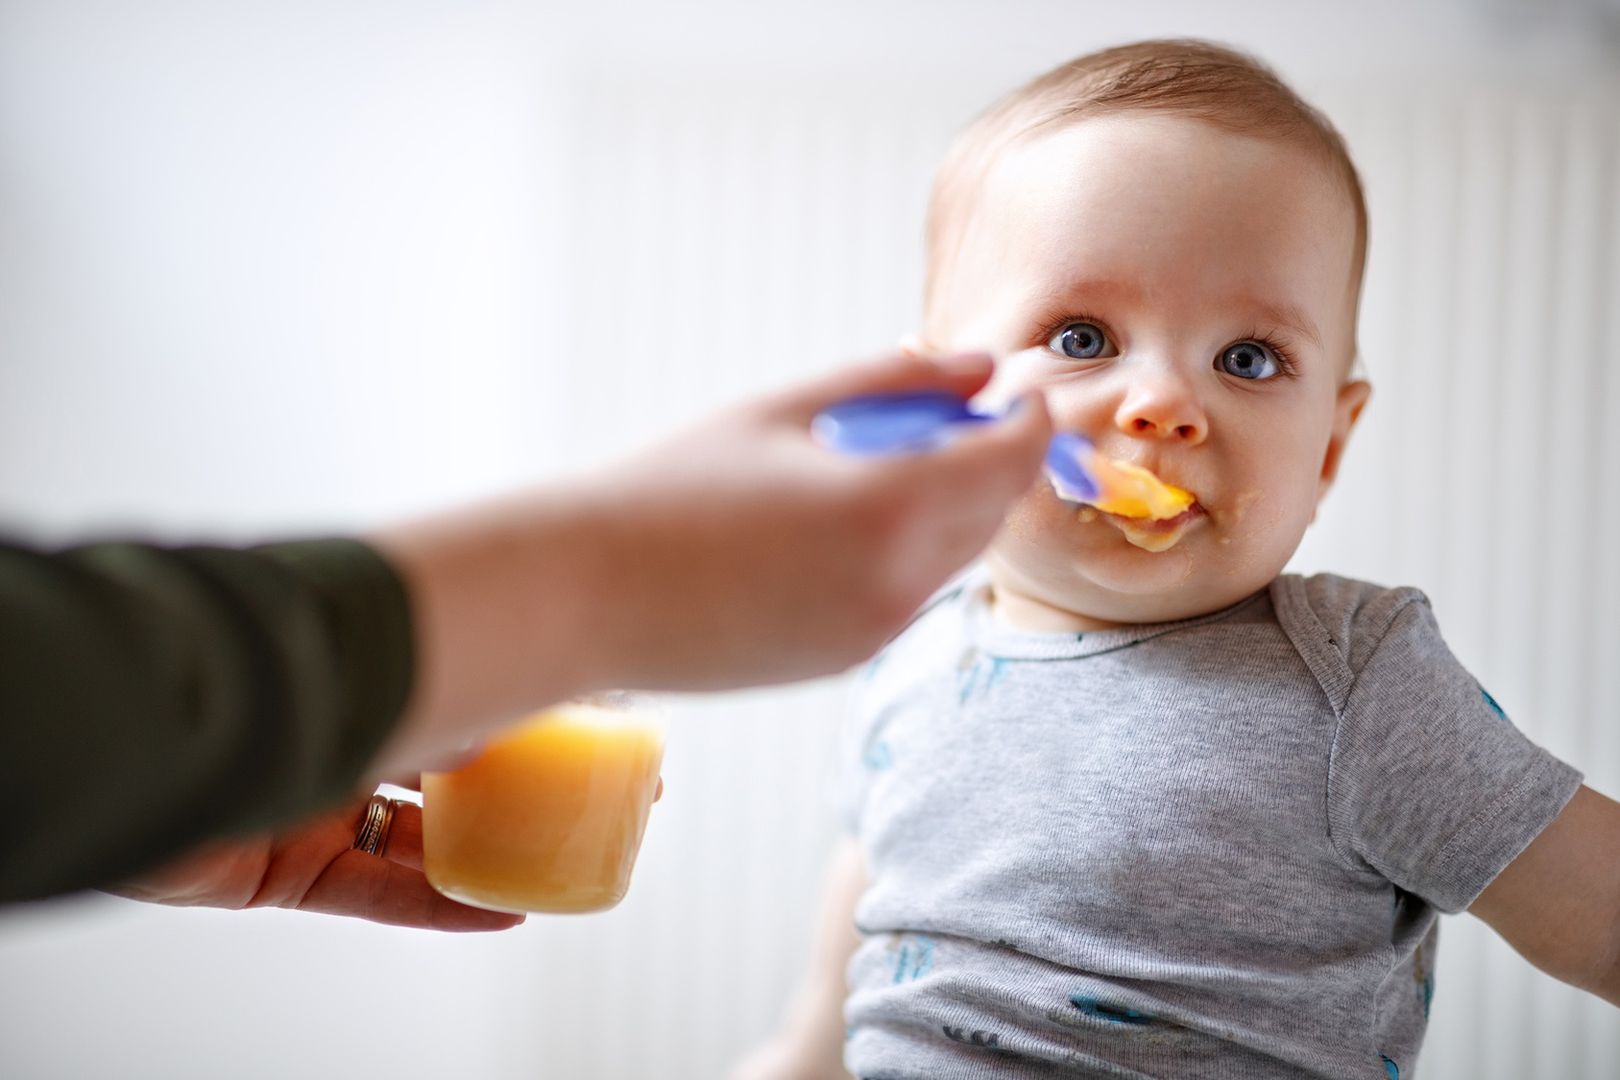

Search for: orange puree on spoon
xmin=1086 ymin=456 xmax=1195 ymax=521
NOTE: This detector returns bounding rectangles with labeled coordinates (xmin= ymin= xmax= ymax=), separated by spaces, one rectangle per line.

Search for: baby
xmin=735 ymin=40 xmax=1620 ymax=1080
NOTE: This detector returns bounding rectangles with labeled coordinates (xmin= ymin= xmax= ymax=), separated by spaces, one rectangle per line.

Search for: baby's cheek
xmin=1212 ymin=474 xmax=1316 ymax=576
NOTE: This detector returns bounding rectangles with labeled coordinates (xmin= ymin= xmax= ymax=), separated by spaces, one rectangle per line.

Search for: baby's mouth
xmin=1049 ymin=441 xmax=1205 ymax=552
xmin=1094 ymin=501 xmax=1206 ymax=553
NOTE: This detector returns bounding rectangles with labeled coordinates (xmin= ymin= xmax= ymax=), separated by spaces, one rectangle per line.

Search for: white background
xmin=1 ymin=1 xmax=1617 ymax=1077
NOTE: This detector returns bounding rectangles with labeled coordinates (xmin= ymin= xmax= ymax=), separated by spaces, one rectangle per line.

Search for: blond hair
xmin=924 ymin=40 xmax=1368 ymax=360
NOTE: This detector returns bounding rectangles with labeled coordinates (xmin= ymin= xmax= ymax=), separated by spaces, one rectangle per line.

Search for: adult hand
xmin=372 ymin=352 xmax=1051 ymax=775
xmin=563 ymin=350 xmax=1054 ymax=689
xmin=104 ymin=785 xmax=521 ymax=931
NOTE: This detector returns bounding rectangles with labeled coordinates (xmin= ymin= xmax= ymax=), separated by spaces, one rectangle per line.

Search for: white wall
xmin=1 ymin=2 xmax=1617 ymax=1077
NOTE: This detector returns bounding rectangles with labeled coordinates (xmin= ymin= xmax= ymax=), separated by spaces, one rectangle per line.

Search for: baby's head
xmin=914 ymin=40 xmax=1373 ymax=630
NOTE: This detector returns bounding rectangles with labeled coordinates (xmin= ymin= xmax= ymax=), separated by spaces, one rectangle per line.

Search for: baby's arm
xmin=730 ymin=836 xmax=866 ymax=1080
xmin=1468 ymin=784 xmax=1620 ymax=1006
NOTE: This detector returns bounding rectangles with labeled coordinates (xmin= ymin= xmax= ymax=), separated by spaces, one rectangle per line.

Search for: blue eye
xmin=1049 ymin=321 xmax=1113 ymax=360
xmin=1218 ymin=340 xmax=1281 ymax=380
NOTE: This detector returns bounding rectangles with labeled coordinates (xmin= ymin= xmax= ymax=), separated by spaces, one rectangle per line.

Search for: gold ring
xmin=352 ymin=794 xmax=397 ymax=857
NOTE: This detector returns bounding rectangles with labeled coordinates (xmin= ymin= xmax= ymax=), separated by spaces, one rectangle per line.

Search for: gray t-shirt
xmin=840 ymin=570 xmax=1582 ymax=1080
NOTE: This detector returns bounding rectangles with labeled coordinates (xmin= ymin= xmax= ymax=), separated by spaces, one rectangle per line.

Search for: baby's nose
xmin=1114 ymin=380 xmax=1208 ymax=444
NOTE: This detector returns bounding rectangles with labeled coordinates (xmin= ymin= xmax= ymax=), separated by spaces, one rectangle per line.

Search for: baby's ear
xmin=1316 ymin=378 xmax=1372 ymax=507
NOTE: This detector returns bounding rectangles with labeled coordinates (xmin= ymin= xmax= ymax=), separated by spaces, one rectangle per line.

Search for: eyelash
xmin=1233 ymin=327 xmax=1301 ymax=380
xmin=1033 ymin=313 xmax=1301 ymax=380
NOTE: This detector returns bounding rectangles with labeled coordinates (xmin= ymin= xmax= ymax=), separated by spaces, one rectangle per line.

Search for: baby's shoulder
xmin=1270 ymin=572 xmax=1440 ymax=685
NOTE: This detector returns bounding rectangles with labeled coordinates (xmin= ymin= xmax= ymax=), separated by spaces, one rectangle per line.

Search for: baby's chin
xmin=985 ymin=530 xmax=1284 ymax=629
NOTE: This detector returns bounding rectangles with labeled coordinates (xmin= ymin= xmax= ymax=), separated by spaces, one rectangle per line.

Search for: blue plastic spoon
xmin=811 ymin=390 xmax=1100 ymax=504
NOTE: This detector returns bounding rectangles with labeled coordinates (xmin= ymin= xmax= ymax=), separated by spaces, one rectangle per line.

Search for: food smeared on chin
xmin=1106 ymin=504 xmax=1204 ymax=552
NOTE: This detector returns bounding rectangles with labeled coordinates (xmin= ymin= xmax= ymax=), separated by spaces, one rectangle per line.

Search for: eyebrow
xmin=1244 ymin=298 xmax=1322 ymax=349
xmin=1030 ymin=278 xmax=1147 ymax=311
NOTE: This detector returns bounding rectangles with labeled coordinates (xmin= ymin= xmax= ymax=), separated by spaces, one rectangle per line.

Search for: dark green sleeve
xmin=0 ymin=537 xmax=414 ymax=902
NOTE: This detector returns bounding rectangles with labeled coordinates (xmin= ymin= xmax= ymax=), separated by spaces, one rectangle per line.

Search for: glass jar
xmin=422 ymin=697 xmax=665 ymax=914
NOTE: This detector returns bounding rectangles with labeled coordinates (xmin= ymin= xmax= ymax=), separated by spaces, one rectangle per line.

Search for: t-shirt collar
xmin=961 ymin=568 xmax=1266 ymax=661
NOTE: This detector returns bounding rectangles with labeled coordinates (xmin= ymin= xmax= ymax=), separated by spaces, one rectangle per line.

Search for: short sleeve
xmin=1326 ymin=596 xmax=1582 ymax=913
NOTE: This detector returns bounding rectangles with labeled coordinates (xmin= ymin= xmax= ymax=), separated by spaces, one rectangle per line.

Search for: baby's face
xmin=927 ymin=114 xmax=1369 ymax=629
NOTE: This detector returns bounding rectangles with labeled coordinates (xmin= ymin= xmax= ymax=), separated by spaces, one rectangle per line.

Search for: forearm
xmin=796 ymin=838 xmax=867 ymax=1045
xmin=1469 ymin=785 xmax=1620 ymax=1009
xmin=747 ymin=837 xmax=866 ymax=1077
xmin=367 ymin=484 xmax=609 ymax=777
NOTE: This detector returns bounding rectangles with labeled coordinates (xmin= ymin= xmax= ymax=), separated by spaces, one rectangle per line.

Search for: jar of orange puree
xmin=422 ymin=696 xmax=665 ymax=914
